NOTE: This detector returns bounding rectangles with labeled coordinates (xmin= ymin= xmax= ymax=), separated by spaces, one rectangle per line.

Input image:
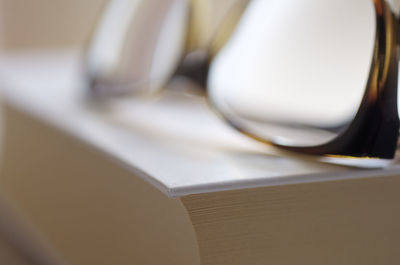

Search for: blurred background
xmin=0 ymin=0 xmax=107 ymax=50
xmin=0 ymin=0 xmax=241 ymax=51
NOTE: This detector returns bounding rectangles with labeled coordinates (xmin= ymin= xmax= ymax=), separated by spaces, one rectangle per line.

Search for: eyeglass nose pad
xmin=85 ymin=0 xmax=190 ymax=99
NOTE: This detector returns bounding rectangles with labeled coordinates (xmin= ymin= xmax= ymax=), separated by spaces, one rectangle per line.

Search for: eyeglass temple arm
xmin=388 ymin=0 xmax=400 ymax=135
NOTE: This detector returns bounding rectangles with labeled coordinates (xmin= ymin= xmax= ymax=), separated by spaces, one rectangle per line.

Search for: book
xmin=0 ymin=51 xmax=399 ymax=265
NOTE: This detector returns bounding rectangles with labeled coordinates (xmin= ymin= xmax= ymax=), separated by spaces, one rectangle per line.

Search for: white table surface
xmin=1 ymin=51 xmax=400 ymax=197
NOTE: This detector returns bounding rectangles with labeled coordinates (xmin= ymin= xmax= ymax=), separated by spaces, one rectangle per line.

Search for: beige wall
xmin=0 ymin=0 xmax=244 ymax=51
xmin=0 ymin=0 xmax=107 ymax=50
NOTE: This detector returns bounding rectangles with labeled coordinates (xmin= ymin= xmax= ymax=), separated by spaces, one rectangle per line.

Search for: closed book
xmin=1 ymin=52 xmax=399 ymax=265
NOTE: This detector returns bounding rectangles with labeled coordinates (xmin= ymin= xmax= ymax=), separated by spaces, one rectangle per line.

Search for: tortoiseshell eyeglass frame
xmin=229 ymin=0 xmax=399 ymax=160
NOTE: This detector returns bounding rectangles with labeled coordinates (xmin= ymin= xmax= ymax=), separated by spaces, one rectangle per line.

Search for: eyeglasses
xmin=85 ymin=0 xmax=247 ymax=96
xmin=85 ymin=0 xmax=400 ymax=167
